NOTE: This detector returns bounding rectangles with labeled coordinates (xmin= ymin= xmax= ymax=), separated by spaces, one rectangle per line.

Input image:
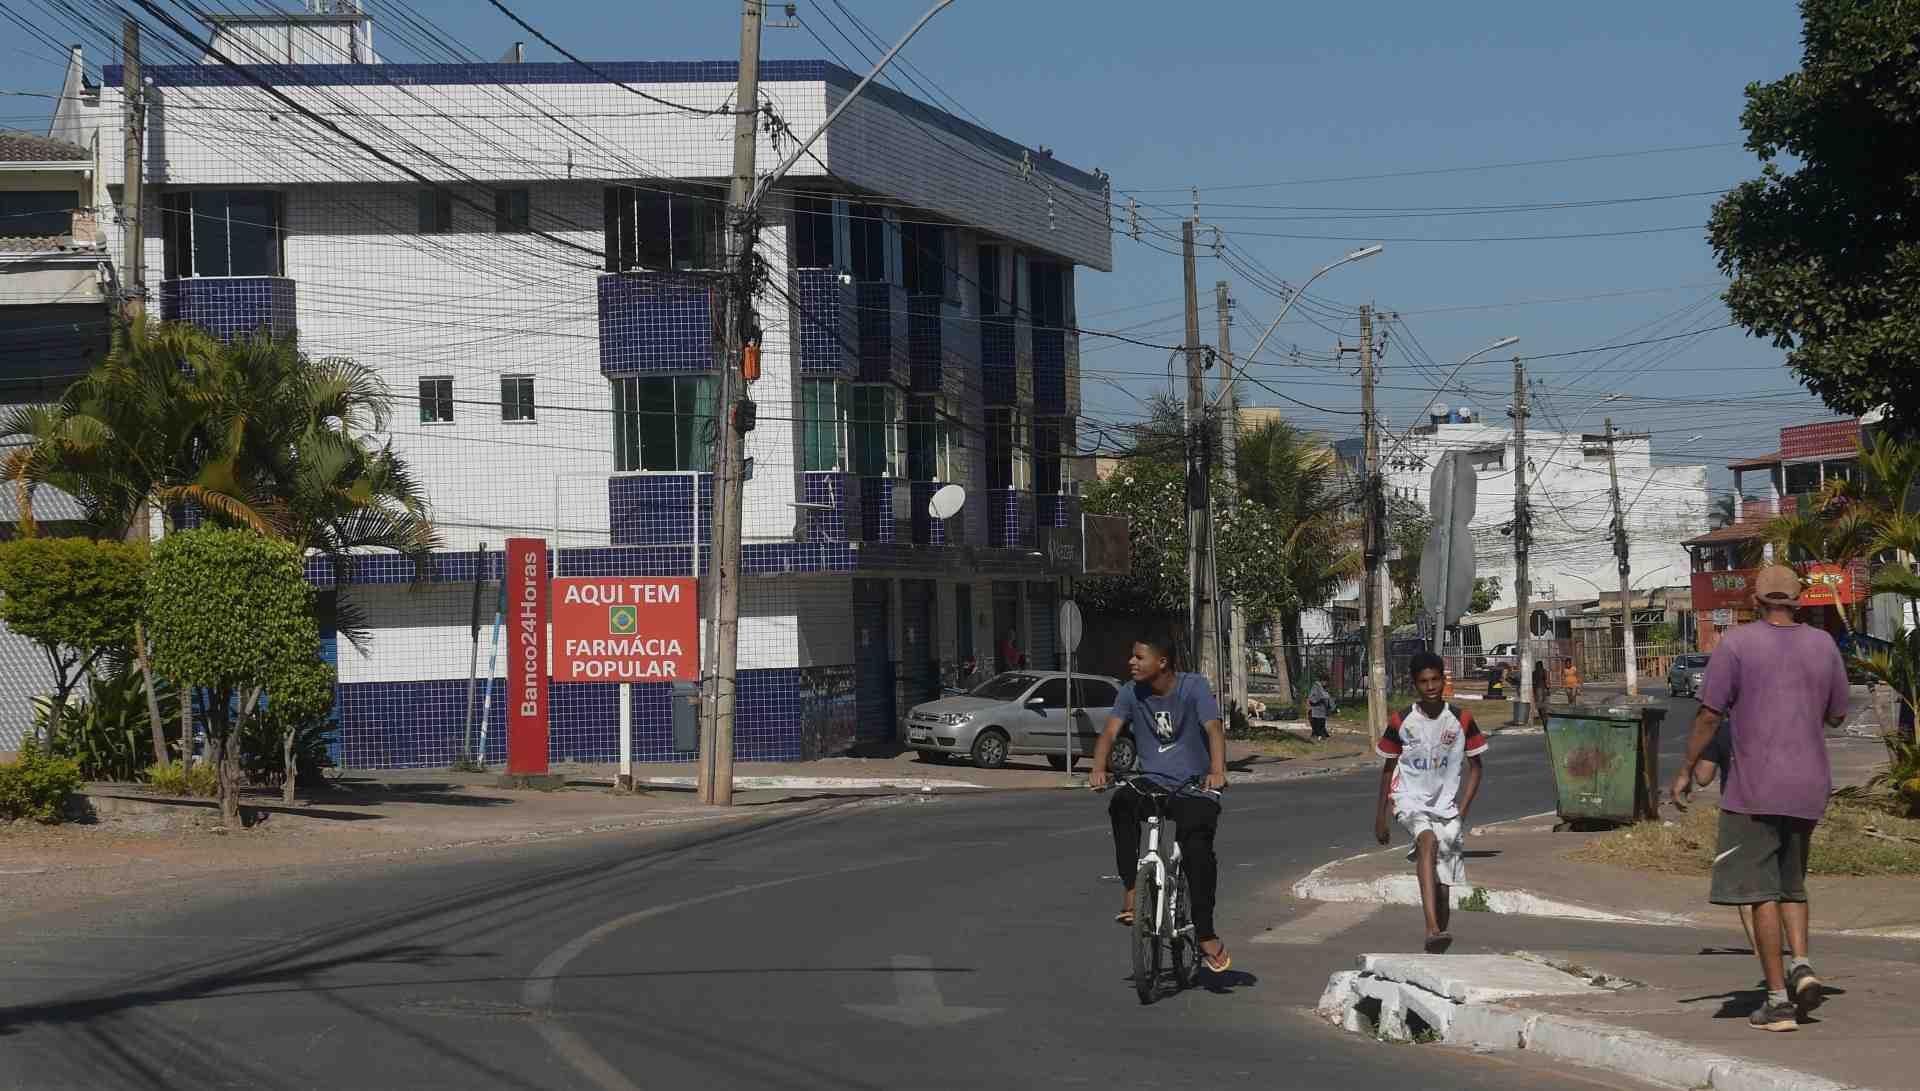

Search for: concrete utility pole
xmin=1510 ymin=356 xmax=1531 ymax=725
xmin=1182 ymin=220 xmax=1216 ymax=681
xmin=1604 ymin=418 xmax=1639 ymax=697
xmin=700 ymin=0 xmax=764 ymax=807
xmin=1360 ymin=304 xmax=1388 ymax=735
xmin=120 ymin=18 xmax=144 ymax=324
xmin=1216 ymin=280 xmax=1246 ymax=714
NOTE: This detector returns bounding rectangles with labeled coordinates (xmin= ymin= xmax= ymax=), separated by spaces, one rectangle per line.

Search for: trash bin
xmin=1541 ymin=705 xmax=1666 ymax=826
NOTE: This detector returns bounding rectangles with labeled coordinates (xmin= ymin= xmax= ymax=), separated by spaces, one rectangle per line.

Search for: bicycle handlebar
xmin=1091 ymin=773 xmax=1218 ymax=795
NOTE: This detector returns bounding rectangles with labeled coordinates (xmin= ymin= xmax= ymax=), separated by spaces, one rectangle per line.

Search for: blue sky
xmin=0 ymin=1 xmax=1829 ymax=492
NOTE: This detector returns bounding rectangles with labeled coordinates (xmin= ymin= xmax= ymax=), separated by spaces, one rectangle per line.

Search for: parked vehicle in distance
xmin=1667 ymin=653 xmax=1710 ymax=698
xmin=905 ymin=671 xmax=1136 ymax=772
xmin=1480 ymin=642 xmax=1519 ymax=669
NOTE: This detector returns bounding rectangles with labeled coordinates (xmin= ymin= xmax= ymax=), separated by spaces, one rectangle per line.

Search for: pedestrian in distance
xmin=1307 ymin=678 xmax=1335 ymax=740
xmin=1670 ymin=565 xmax=1849 ymax=1032
xmin=1373 ymin=650 xmax=1488 ymax=954
xmin=1562 ymin=659 xmax=1582 ymax=706
xmin=1672 ymin=721 xmax=1799 ymax=970
xmin=1485 ymin=661 xmax=1508 ymax=702
xmin=998 ymin=628 xmax=1024 ymax=673
xmin=1533 ymin=658 xmax=1551 ymax=726
xmin=1090 ymin=638 xmax=1232 ymax=974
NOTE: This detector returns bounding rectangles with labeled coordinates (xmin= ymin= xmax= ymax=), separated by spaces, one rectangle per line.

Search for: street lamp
xmin=1211 ymin=244 xmax=1383 ymax=408
xmin=1418 ymin=335 xmax=1521 ymax=421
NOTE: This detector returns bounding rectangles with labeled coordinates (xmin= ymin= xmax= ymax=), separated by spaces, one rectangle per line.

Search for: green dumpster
xmin=1542 ymin=705 xmax=1667 ymax=826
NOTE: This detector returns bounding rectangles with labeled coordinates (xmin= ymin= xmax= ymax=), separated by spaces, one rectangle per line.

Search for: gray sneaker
xmin=1787 ymin=964 xmax=1823 ymax=1014
xmin=1748 ymin=998 xmax=1798 ymax=1032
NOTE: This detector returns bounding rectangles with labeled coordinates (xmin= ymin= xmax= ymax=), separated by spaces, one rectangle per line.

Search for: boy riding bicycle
xmin=1090 ymin=638 xmax=1232 ymax=973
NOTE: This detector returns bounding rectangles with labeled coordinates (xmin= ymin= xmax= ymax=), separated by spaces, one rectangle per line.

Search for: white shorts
xmin=1399 ymin=812 xmax=1467 ymax=886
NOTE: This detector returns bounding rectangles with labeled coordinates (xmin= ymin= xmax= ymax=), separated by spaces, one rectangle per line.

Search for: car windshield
xmin=971 ymin=673 xmax=1040 ymax=701
xmin=1678 ymin=655 xmax=1710 ymax=668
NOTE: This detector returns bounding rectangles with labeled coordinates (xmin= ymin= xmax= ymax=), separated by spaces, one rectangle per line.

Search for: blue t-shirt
xmin=1112 ymin=673 xmax=1221 ymax=794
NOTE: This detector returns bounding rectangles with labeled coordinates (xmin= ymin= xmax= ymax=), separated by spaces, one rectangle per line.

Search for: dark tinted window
xmin=793 ymin=194 xmax=834 ymax=269
xmin=1075 ymin=679 xmax=1118 ymax=708
xmin=971 ymin=672 xmax=1038 ymax=701
xmin=1031 ymin=679 xmax=1069 ymax=708
xmin=849 ymin=202 xmax=887 ymax=281
xmin=0 ymin=190 xmax=76 ymax=236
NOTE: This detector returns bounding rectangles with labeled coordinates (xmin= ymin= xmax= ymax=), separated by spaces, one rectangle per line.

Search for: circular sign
xmin=1529 ymin=609 xmax=1551 ymax=637
xmin=1058 ymin=600 xmax=1084 ymax=653
xmin=927 ymin=483 xmax=966 ymax=520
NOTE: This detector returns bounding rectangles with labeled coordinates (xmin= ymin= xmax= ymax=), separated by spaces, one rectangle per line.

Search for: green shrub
xmin=36 ymin=662 xmax=182 ymax=782
xmin=1458 ymin=886 xmax=1492 ymax=913
xmin=0 ymin=745 xmax=84 ymax=823
xmin=239 ymin=708 xmax=336 ymax=789
xmin=143 ymin=760 xmax=218 ymax=798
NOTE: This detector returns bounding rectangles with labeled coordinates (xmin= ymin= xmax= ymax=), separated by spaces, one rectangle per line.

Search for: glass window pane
xmin=636 ymin=378 xmax=676 ymax=470
xmin=226 ymin=190 xmax=279 ymax=276
xmin=612 ymin=379 xmax=641 ymax=471
xmin=0 ymin=190 xmax=77 ymax=236
xmin=192 ymin=192 xmax=231 ymax=277
xmin=634 ymin=191 xmax=670 ymax=270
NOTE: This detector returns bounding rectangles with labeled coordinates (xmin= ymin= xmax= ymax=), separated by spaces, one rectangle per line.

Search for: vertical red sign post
xmin=505 ymin=537 xmax=549 ymax=775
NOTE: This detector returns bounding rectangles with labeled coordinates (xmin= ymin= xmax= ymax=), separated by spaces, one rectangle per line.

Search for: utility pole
xmin=1510 ymin=357 xmax=1531 ymax=725
xmin=700 ymin=0 xmax=763 ymax=807
xmin=1216 ymin=280 xmax=1246 ymax=714
xmin=1182 ymin=220 xmax=1215 ymax=681
xmin=1603 ymin=418 xmax=1639 ymax=697
xmin=1360 ymin=304 xmax=1388 ymax=735
xmin=120 ymin=18 xmax=144 ymax=325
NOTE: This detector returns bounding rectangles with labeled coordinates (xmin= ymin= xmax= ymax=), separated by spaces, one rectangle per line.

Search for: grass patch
xmin=1568 ymin=799 xmax=1920 ymax=877
xmin=1235 ymin=731 xmax=1367 ymax=761
xmin=1458 ymin=886 xmax=1492 ymax=912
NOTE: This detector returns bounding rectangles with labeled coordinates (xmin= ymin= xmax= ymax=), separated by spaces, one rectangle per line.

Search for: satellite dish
xmin=1458 ymin=405 xmax=1475 ymax=422
xmin=927 ymin=483 xmax=966 ymax=520
xmin=1430 ymin=401 xmax=1450 ymax=420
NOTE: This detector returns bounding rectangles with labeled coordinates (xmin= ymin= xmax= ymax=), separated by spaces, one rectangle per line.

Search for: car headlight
xmin=937 ymin=712 xmax=974 ymax=726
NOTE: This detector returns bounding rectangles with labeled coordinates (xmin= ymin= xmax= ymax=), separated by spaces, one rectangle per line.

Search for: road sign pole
xmin=618 ymin=682 xmax=633 ymax=791
xmin=1060 ymin=597 xmax=1085 ymax=784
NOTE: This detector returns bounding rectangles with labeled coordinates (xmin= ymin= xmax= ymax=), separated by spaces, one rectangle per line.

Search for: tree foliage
xmin=0 ymin=537 xmax=146 ymax=746
xmin=1708 ymin=0 xmax=1920 ymax=432
xmin=146 ymin=529 xmax=324 ymax=824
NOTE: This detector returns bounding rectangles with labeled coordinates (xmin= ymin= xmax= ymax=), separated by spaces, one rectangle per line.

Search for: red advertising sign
xmin=505 ymin=538 xmax=549 ymax=774
xmin=1690 ymin=562 xmax=1862 ymax=613
xmin=551 ymin=577 xmax=699 ymax=683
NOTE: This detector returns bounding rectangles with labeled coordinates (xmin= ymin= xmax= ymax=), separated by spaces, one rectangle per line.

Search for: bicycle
xmin=1099 ymin=774 xmax=1212 ymax=1004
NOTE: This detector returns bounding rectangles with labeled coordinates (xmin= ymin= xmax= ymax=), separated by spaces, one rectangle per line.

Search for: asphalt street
xmin=0 ymin=700 xmax=1706 ymax=1090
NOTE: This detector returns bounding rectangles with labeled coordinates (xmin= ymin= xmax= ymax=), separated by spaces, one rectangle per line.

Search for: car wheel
xmin=1110 ymin=734 xmax=1137 ymax=775
xmin=970 ymin=728 xmax=1010 ymax=770
xmin=1047 ymin=753 xmax=1070 ymax=771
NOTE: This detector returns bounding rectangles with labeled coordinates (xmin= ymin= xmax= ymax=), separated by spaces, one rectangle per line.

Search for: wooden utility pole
xmin=1360 ymin=304 xmax=1388 ymax=734
xmin=1182 ymin=220 xmax=1215 ymax=680
xmin=700 ymin=0 xmax=763 ymax=807
xmin=120 ymin=18 xmax=144 ymax=324
xmin=1511 ymin=356 xmax=1531 ymax=724
xmin=1603 ymin=418 xmax=1639 ymax=697
xmin=1216 ymin=280 xmax=1247 ymax=713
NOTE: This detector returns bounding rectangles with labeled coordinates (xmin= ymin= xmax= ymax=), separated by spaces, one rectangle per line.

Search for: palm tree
xmin=1235 ymin=418 xmax=1363 ymax=703
xmin=1710 ymin=493 xmax=1739 ymax=529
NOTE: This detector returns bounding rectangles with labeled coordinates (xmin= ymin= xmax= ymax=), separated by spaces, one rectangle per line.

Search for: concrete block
xmin=1706 ymin=1059 xmax=1852 ymax=1091
xmin=1524 ymin=1015 xmax=1720 ymax=1090
xmin=1358 ymin=953 xmax=1603 ymax=1003
xmin=1316 ymin=970 xmax=1360 ymax=1021
xmin=1352 ymin=976 xmax=1409 ymax=1041
xmin=1446 ymin=1002 xmax=1534 ymax=1050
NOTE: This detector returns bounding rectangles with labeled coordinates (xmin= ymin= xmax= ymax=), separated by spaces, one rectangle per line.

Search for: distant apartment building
xmin=43 ymin=6 xmax=1112 ymax=767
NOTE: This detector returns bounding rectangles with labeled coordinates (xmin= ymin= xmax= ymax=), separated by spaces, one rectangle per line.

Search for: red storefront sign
xmin=1690 ymin=562 xmax=1861 ymax=614
xmin=551 ymin=577 xmax=699 ymax=682
xmin=505 ymin=538 xmax=549 ymax=774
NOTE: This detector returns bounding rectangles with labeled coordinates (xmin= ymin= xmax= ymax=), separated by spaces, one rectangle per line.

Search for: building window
xmin=501 ymin=375 xmax=535 ymax=422
xmin=1468 ymin=447 xmax=1505 ymax=472
xmin=907 ymin=396 xmax=954 ymax=482
xmin=1034 ymin=418 xmax=1062 ymax=495
xmin=0 ymin=190 xmax=77 ymax=236
xmin=160 ymin=190 xmax=283 ymax=278
xmin=1784 ymin=461 xmax=1821 ymax=496
xmin=612 ymin=375 xmax=716 ymax=472
xmin=419 ymin=377 xmax=454 ymax=424
xmin=1028 ymin=261 xmax=1067 ymax=329
xmin=793 ymin=194 xmax=836 ymax=270
xmin=495 ymin=188 xmax=530 ymax=233
xmin=604 ymin=186 xmax=720 ymax=272
xmin=902 ymin=221 xmax=953 ymax=298
xmin=978 ymin=244 xmax=1003 ymax=315
xmin=799 ymin=379 xmax=845 ymax=472
xmin=987 ymin=407 xmax=1029 ymax=490
xmin=849 ymin=202 xmax=888 ymax=283
xmin=418 ymin=189 xmax=452 ymax=233
xmin=848 ymin=384 xmax=900 ymax=478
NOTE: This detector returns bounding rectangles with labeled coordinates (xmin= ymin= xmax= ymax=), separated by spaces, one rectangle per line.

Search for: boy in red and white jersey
xmin=1372 ymin=650 xmax=1489 ymax=953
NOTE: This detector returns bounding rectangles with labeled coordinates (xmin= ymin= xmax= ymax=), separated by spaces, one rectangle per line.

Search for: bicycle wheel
xmin=1169 ymin=871 xmax=1199 ymax=989
xmin=1131 ymin=868 xmax=1161 ymax=1004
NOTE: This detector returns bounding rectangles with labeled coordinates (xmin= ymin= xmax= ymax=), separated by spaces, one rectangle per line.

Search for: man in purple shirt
xmin=1673 ymin=565 xmax=1849 ymax=1033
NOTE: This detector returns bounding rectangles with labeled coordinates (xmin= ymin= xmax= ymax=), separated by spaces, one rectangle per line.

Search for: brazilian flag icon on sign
xmin=609 ymin=605 xmax=637 ymax=635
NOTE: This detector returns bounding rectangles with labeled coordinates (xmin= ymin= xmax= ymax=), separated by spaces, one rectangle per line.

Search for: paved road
xmin=0 ymin=702 xmax=1698 ymax=1090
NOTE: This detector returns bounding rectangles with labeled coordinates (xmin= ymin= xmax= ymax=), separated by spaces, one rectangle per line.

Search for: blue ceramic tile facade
xmin=988 ymin=489 xmax=1035 ymax=549
xmin=1038 ymin=493 xmax=1079 ymax=530
xmin=908 ymin=295 xmax=944 ymax=392
xmin=334 ymin=668 xmax=804 ymax=769
xmin=1033 ymin=327 xmax=1068 ymax=415
xmin=609 ymin=473 xmax=712 ymax=546
xmin=858 ymin=476 xmax=896 ymax=543
xmin=790 ymin=268 xmax=854 ymax=376
xmin=161 ymin=276 xmax=296 ymax=342
xmin=800 ymin=471 xmax=856 ymax=542
xmin=981 ymin=315 xmax=1017 ymax=405
xmin=598 ymin=272 xmax=716 ymax=374
xmin=909 ymin=480 xmax=949 ymax=546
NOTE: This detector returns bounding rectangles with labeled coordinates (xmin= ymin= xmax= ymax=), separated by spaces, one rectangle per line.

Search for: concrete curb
xmin=1317 ymin=959 xmax=1866 ymax=1091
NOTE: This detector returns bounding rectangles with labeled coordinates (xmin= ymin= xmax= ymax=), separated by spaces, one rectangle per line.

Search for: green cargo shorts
xmin=1709 ymin=809 xmax=1815 ymax=906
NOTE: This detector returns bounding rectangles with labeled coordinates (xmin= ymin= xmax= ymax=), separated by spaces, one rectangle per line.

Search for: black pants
xmin=1309 ymin=716 xmax=1329 ymax=738
xmin=1110 ymin=790 xmax=1222 ymax=940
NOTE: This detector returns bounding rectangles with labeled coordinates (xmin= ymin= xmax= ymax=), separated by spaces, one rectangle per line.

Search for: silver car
xmin=905 ymin=671 xmax=1136 ymax=771
xmin=1667 ymin=653 xmax=1710 ymax=698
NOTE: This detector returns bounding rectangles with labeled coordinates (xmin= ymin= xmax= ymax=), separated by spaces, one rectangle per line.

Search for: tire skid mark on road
xmin=521 ymin=855 xmax=927 ymax=1091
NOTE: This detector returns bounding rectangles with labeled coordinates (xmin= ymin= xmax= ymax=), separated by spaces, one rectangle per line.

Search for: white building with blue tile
xmin=45 ymin=10 xmax=1111 ymax=768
